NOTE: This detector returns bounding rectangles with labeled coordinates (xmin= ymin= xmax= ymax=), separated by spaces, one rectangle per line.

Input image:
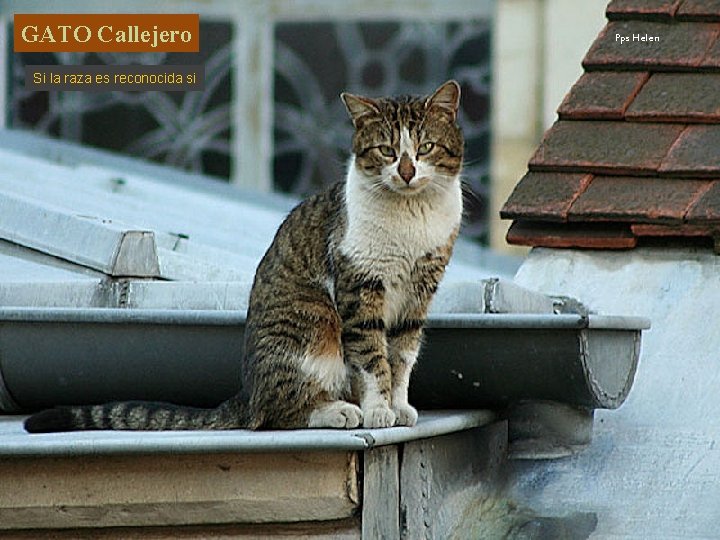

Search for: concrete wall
xmin=509 ymin=247 xmax=720 ymax=537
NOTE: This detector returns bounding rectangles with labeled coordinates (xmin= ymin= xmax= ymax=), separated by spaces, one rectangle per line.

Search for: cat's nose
xmin=398 ymin=154 xmax=415 ymax=184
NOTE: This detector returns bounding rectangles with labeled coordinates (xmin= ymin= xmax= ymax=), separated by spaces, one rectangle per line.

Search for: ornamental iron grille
xmin=274 ymin=20 xmax=491 ymax=239
xmin=9 ymin=17 xmax=492 ymax=241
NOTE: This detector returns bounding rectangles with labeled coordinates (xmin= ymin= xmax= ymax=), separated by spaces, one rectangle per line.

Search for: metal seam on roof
xmin=0 ymin=190 xmax=160 ymax=277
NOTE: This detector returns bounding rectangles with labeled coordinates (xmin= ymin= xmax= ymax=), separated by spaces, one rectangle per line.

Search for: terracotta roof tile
xmin=631 ymin=224 xmax=720 ymax=253
xmin=685 ymin=181 xmax=720 ymax=221
xmin=529 ymin=121 xmax=685 ymax=175
xmin=558 ymin=72 xmax=649 ymax=120
xmin=626 ymin=73 xmax=720 ymax=122
xmin=583 ymin=21 xmax=720 ymax=70
xmin=501 ymin=2 xmax=720 ymax=251
xmin=507 ymin=221 xmax=637 ymax=249
xmin=606 ymin=0 xmax=683 ymax=21
xmin=659 ymin=125 xmax=720 ymax=175
xmin=500 ymin=172 xmax=592 ymax=222
xmin=703 ymin=35 xmax=720 ymax=66
xmin=677 ymin=0 xmax=720 ymax=21
xmin=568 ymin=176 xmax=712 ymax=223
xmin=631 ymin=223 xmax=719 ymax=236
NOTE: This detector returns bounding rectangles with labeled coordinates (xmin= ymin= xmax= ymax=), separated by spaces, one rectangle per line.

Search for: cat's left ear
xmin=341 ymin=93 xmax=380 ymax=128
xmin=425 ymin=80 xmax=461 ymax=120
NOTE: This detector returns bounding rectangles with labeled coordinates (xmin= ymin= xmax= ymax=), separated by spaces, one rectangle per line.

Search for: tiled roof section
xmin=499 ymin=172 xmax=592 ymax=222
xmin=677 ymin=0 xmax=720 ymax=21
xmin=659 ymin=125 xmax=720 ymax=175
xmin=558 ymin=72 xmax=649 ymax=120
xmin=626 ymin=74 xmax=720 ymax=122
xmin=704 ymin=36 xmax=720 ymax=66
xmin=568 ymin=177 xmax=712 ymax=222
xmin=506 ymin=221 xmax=637 ymax=249
xmin=529 ymin=121 xmax=685 ymax=175
xmin=501 ymin=0 xmax=720 ymax=252
xmin=685 ymin=181 xmax=720 ymax=221
xmin=583 ymin=21 xmax=720 ymax=71
xmin=606 ymin=1 xmax=684 ymax=22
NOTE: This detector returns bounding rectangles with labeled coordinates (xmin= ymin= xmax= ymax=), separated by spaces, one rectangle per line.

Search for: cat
xmin=24 ymin=80 xmax=464 ymax=433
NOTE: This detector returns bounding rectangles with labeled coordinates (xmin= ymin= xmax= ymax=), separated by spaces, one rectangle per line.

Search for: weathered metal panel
xmin=0 ymin=135 xmax=515 ymax=284
xmin=362 ymin=445 xmax=400 ymax=540
xmin=400 ymin=422 xmax=508 ymax=540
xmin=0 ymin=190 xmax=159 ymax=277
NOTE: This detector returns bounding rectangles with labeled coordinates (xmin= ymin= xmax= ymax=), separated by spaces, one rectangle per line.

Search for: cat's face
xmin=341 ymin=81 xmax=464 ymax=196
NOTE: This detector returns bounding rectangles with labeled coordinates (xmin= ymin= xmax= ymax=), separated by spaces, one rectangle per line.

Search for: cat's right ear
xmin=341 ymin=93 xmax=380 ymax=127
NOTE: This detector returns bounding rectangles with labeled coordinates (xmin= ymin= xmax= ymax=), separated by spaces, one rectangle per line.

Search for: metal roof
xmin=0 ymin=129 xmax=520 ymax=309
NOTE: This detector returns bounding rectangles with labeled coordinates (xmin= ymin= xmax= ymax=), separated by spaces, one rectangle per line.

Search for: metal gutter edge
xmin=0 ymin=308 xmax=651 ymax=331
xmin=0 ymin=410 xmax=494 ymax=457
xmin=353 ymin=410 xmax=496 ymax=448
xmin=427 ymin=313 xmax=650 ymax=330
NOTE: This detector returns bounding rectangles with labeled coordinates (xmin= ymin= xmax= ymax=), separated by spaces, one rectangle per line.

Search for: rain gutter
xmin=0 ymin=308 xmax=649 ymax=458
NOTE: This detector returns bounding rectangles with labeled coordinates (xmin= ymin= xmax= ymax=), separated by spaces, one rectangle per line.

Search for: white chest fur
xmin=340 ymin=161 xmax=462 ymax=326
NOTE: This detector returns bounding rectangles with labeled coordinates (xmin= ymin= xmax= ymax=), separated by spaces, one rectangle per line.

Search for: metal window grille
xmin=1 ymin=0 xmax=493 ymax=240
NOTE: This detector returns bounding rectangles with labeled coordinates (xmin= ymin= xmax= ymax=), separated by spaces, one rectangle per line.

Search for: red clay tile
xmin=677 ymin=0 xmax=720 ymax=21
xmin=659 ymin=125 xmax=720 ymax=176
xmin=529 ymin=121 xmax=685 ymax=175
xmin=568 ymin=176 xmax=712 ymax=223
xmin=631 ymin=223 xmax=719 ymax=236
xmin=500 ymin=172 xmax=592 ymax=222
xmin=558 ymin=72 xmax=649 ymax=120
xmin=506 ymin=221 xmax=637 ymax=249
xmin=583 ymin=21 xmax=720 ymax=70
xmin=703 ymin=35 xmax=720 ymax=67
xmin=626 ymin=73 xmax=720 ymax=122
xmin=607 ymin=0 xmax=683 ymax=21
xmin=686 ymin=181 xmax=720 ymax=221
xmin=631 ymin=223 xmax=720 ymax=251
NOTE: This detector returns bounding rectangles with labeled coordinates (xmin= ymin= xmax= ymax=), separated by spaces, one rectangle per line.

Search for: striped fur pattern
xmin=24 ymin=81 xmax=464 ymax=433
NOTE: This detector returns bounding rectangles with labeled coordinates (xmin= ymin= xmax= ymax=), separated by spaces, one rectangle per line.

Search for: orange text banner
xmin=14 ymin=14 xmax=199 ymax=53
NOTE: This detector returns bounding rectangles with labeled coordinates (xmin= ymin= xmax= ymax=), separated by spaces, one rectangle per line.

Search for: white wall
xmin=542 ymin=0 xmax=608 ymax=129
xmin=490 ymin=0 xmax=608 ymax=252
xmin=510 ymin=247 xmax=720 ymax=536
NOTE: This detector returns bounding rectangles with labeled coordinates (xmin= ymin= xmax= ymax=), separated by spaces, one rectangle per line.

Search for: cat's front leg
xmin=338 ymin=277 xmax=396 ymax=428
xmin=388 ymin=240 xmax=456 ymax=427
xmin=387 ymin=321 xmax=423 ymax=427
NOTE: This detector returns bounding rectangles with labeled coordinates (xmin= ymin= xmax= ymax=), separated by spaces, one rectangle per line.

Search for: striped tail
xmin=24 ymin=398 xmax=248 ymax=433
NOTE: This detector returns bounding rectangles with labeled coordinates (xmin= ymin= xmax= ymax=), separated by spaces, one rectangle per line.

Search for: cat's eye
xmin=377 ymin=145 xmax=396 ymax=158
xmin=417 ymin=142 xmax=435 ymax=156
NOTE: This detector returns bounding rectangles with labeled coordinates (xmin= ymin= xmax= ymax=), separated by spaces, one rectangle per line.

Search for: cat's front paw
xmin=363 ymin=405 xmax=396 ymax=428
xmin=392 ymin=402 xmax=418 ymax=427
xmin=309 ymin=401 xmax=363 ymax=429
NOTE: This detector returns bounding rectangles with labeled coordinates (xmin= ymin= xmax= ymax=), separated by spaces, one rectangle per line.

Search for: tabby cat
xmin=24 ymin=80 xmax=464 ymax=433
